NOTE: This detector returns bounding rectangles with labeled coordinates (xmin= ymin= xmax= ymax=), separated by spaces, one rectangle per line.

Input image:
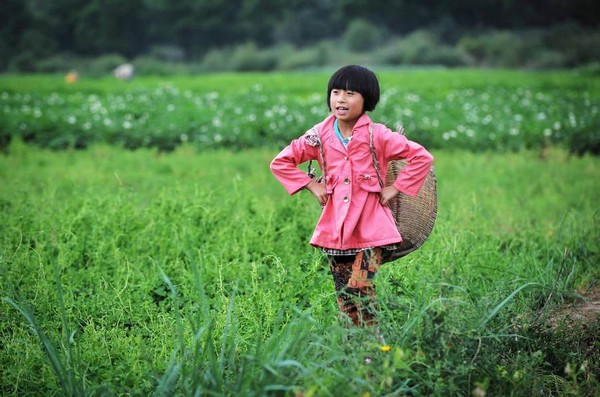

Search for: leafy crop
xmin=1 ymin=69 xmax=599 ymax=154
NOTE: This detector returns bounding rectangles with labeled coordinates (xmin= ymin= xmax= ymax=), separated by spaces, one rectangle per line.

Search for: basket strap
xmin=368 ymin=124 xmax=385 ymax=189
xmin=307 ymin=127 xmax=326 ymax=182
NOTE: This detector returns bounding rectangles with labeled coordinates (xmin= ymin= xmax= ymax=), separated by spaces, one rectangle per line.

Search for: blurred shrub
xmin=200 ymin=43 xmax=280 ymax=72
xmin=576 ymin=62 xmax=600 ymax=76
xmin=8 ymin=30 xmax=58 ymax=72
xmin=276 ymin=44 xmax=330 ymax=70
xmin=133 ymin=56 xmax=188 ymax=76
xmin=375 ymin=31 xmax=467 ymax=66
xmin=343 ymin=19 xmax=383 ymax=52
xmin=34 ymin=53 xmax=81 ymax=73
xmin=147 ymin=45 xmax=185 ymax=62
xmin=541 ymin=23 xmax=600 ymax=67
xmin=457 ymin=26 xmax=600 ymax=69
xmin=7 ymin=51 xmax=38 ymax=72
xmin=200 ymin=47 xmax=234 ymax=72
xmin=86 ymin=54 xmax=128 ymax=77
xmin=459 ymin=31 xmax=530 ymax=67
xmin=230 ymin=42 xmax=278 ymax=71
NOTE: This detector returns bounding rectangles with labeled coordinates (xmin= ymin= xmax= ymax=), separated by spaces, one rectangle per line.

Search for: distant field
xmin=1 ymin=69 xmax=599 ymax=153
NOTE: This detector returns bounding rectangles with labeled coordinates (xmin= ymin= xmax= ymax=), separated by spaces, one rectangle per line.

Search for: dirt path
xmin=547 ymin=284 xmax=600 ymax=328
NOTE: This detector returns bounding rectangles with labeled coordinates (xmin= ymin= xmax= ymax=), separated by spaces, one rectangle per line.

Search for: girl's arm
xmin=270 ymin=133 xmax=321 ymax=196
xmin=378 ymin=126 xmax=434 ymax=197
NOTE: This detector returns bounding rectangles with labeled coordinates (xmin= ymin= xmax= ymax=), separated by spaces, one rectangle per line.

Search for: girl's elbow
xmin=425 ymin=150 xmax=434 ymax=165
xmin=418 ymin=149 xmax=434 ymax=166
xmin=270 ymin=156 xmax=284 ymax=175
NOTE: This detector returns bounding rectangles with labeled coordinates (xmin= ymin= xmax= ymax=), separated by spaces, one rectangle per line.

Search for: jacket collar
xmin=321 ymin=113 xmax=372 ymax=154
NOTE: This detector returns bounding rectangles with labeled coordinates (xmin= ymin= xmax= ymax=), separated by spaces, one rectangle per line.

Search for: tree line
xmin=1 ymin=0 xmax=598 ymax=72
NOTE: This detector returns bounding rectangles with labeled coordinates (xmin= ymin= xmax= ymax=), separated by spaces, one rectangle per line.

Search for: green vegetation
xmin=2 ymin=69 xmax=600 ymax=155
xmin=1 ymin=70 xmax=599 ymax=395
xmin=0 ymin=142 xmax=598 ymax=396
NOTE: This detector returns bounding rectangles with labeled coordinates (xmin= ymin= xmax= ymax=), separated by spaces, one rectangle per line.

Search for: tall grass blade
xmin=2 ymin=297 xmax=69 ymax=391
xmin=480 ymin=282 xmax=541 ymax=328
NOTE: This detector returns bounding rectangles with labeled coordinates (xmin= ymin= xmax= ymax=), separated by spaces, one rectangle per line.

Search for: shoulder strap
xmin=368 ymin=124 xmax=385 ymax=189
xmin=307 ymin=127 xmax=326 ymax=182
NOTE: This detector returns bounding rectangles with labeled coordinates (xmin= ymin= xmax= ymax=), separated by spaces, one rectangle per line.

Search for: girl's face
xmin=329 ymin=89 xmax=364 ymax=124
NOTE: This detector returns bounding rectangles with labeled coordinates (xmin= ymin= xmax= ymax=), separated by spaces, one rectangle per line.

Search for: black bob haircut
xmin=327 ymin=65 xmax=380 ymax=112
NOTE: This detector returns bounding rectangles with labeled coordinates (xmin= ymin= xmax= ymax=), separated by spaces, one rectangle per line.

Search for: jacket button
xmin=343 ymin=196 xmax=349 ymax=203
xmin=344 ymin=178 xmax=350 ymax=184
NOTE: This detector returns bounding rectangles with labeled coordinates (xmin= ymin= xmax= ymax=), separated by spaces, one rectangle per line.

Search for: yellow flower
xmin=380 ymin=345 xmax=391 ymax=352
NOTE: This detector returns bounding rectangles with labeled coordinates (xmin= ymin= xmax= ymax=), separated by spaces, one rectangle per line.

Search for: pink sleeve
xmin=378 ymin=126 xmax=434 ymax=197
xmin=270 ymin=135 xmax=320 ymax=195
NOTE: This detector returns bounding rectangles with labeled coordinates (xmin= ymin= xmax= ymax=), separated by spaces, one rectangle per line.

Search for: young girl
xmin=270 ymin=65 xmax=433 ymax=329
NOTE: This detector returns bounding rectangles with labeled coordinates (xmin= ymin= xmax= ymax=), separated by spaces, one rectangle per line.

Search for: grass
xmin=0 ymin=139 xmax=598 ymax=396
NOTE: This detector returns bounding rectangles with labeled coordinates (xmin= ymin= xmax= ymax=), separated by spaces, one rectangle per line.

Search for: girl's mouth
xmin=336 ymin=106 xmax=349 ymax=116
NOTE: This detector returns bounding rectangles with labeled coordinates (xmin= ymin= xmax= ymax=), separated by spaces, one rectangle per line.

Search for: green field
xmin=1 ymin=70 xmax=599 ymax=396
xmin=2 ymin=69 xmax=600 ymax=154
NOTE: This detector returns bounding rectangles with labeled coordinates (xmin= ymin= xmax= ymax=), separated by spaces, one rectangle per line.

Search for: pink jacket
xmin=270 ymin=113 xmax=434 ymax=250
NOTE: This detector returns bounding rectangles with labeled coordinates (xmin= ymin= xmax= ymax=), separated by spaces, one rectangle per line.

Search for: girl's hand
xmin=306 ymin=180 xmax=328 ymax=206
xmin=379 ymin=186 xmax=399 ymax=206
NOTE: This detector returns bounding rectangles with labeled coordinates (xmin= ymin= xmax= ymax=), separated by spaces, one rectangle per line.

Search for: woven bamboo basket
xmin=381 ymin=158 xmax=437 ymax=263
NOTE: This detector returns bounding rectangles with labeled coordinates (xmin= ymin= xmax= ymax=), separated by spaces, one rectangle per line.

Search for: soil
xmin=546 ymin=284 xmax=600 ymax=329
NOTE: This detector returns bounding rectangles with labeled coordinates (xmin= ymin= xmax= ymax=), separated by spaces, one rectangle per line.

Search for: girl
xmin=270 ymin=65 xmax=433 ymax=329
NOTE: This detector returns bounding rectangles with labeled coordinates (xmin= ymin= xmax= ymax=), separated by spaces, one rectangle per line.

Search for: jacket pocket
xmin=325 ymin=175 xmax=338 ymax=194
xmin=356 ymin=173 xmax=381 ymax=193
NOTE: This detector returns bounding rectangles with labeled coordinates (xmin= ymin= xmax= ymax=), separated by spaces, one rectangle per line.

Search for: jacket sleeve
xmin=270 ymin=133 xmax=320 ymax=195
xmin=378 ymin=125 xmax=434 ymax=197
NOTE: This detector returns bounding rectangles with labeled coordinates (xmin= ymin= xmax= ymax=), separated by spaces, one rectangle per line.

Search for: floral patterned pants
xmin=327 ymin=248 xmax=383 ymax=326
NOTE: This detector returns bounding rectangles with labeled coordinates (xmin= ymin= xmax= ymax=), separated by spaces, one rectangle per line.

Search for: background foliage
xmin=2 ymin=0 xmax=600 ymax=72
